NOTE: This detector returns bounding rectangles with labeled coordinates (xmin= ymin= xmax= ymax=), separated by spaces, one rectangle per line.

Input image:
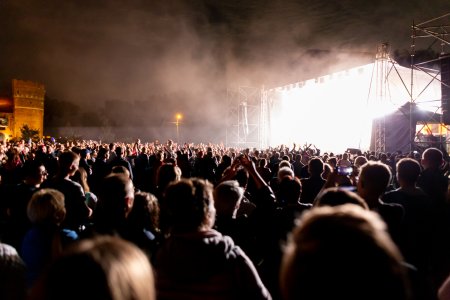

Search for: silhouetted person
xmin=108 ymin=146 xmax=133 ymax=181
xmin=155 ymin=178 xmax=271 ymax=300
xmin=42 ymin=151 xmax=91 ymax=231
xmin=29 ymin=235 xmax=156 ymax=300
xmin=300 ymin=157 xmax=326 ymax=204
xmin=280 ymin=204 xmax=412 ymax=300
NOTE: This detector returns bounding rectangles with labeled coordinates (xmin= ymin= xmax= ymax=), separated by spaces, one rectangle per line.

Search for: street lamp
xmin=175 ymin=114 xmax=182 ymax=143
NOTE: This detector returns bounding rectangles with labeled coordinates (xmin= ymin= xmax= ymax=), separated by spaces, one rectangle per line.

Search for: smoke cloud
xmin=0 ymin=0 xmax=448 ymax=142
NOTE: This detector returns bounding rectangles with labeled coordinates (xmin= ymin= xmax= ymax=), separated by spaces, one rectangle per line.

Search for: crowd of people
xmin=0 ymin=137 xmax=450 ymax=300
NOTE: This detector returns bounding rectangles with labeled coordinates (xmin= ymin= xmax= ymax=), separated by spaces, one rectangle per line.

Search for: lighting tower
xmin=373 ymin=42 xmax=390 ymax=155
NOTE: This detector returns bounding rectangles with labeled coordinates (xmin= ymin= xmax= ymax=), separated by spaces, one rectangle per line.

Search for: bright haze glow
xmin=0 ymin=1 xmax=448 ymax=145
xmin=268 ymin=61 xmax=442 ymax=153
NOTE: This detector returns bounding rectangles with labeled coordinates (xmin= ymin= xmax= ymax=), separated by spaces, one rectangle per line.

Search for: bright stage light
xmin=268 ymin=63 xmax=442 ymax=153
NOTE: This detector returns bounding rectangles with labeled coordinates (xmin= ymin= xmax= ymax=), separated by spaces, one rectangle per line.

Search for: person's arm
xmin=218 ymin=158 xmax=240 ymax=184
xmin=239 ymin=154 xmax=267 ymax=190
xmin=239 ymin=154 xmax=276 ymax=208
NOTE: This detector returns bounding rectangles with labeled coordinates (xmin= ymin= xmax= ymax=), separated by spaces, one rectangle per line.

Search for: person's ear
xmin=69 ymin=163 xmax=77 ymax=173
xmin=125 ymin=196 xmax=134 ymax=211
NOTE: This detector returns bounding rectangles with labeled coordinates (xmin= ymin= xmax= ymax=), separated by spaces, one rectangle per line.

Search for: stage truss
xmin=372 ymin=43 xmax=390 ymax=155
xmin=410 ymin=12 xmax=450 ymax=154
xmin=226 ymin=86 xmax=262 ymax=149
xmin=225 ymin=13 xmax=450 ymax=154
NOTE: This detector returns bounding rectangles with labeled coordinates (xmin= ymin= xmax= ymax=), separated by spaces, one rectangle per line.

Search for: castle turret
xmin=12 ymin=79 xmax=45 ymax=138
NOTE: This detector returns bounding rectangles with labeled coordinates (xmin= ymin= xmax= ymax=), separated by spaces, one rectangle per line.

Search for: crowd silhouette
xmin=1 ymin=138 xmax=450 ymax=300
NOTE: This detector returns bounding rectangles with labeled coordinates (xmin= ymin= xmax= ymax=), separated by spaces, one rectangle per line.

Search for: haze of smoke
xmin=0 ymin=0 xmax=449 ymax=142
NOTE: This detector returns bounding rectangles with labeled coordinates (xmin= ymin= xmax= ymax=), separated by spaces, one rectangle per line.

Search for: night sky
xmin=1 ymin=0 xmax=449 ymax=142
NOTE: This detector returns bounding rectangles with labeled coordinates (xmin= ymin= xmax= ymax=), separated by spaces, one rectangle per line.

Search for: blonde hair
xmin=31 ymin=235 xmax=155 ymax=300
xmin=71 ymin=167 xmax=90 ymax=192
xmin=27 ymin=189 xmax=66 ymax=225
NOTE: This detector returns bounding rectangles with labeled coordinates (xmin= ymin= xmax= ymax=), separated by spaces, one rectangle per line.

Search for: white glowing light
xmin=269 ymin=63 xmax=441 ymax=153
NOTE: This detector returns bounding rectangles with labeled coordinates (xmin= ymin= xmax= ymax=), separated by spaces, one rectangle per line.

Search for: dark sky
xmin=1 ymin=0 xmax=449 ymax=142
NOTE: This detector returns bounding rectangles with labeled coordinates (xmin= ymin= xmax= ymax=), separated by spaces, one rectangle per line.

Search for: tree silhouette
xmin=20 ymin=124 xmax=40 ymax=141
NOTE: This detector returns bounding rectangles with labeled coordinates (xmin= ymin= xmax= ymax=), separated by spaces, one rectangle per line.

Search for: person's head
xmin=0 ymin=242 xmax=26 ymax=300
xmin=57 ymin=151 xmax=80 ymax=177
xmin=308 ymin=157 xmax=324 ymax=177
xmin=322 ymin=163 xmax=332 ymax=179
xmin=357 ymin=161 xmax=392 ymax=200
xmin=22 ymin=160 xmax=47 ymax=186
xmin=277 ymin=176 xmax=302 ymax=205
xmin=31 ymin=235 xmax=155 ymax=300
xmin=278 ymin=166 xmax=294 ymax=181
xmin=396 ymin=158 xmax=421 ymax=187
xmin=314 ymin=187 xmax=368 ymax=209
xmin=27 ymin=189 xmax=66 ymax=226
xmin=354 ymin=155 xmax=368 ymax=168
xmin=214 ymin=180 xmax=244 ymax=218
xmin=111 ymin=164 xmax=130 ymax=177
xmin=163 ymin=178 xmax=215 ymax=233
xmin=280 ymin=204 xmax=410 ymax=300
xmin=95 ymin=174 xmax=135 ymax=225
xmin=327 ymin=156 xmax=337 ymax=167
xmin=114 ymin=146 xmax=124 ymax=158
xmin=421 ymin=147 xmax=444 ymax=170
xmin=127 ymin=191 xmax=160 ymax=232
xmin=279 ymin=160 xmax=291 ymax=169
xmin=80 ymin=148 xmax=90 ymax=160
xmin=97 ymin=147 xmax=109 ymax=161
xmin=234 ymin=167 xmax=249 ymax=188
xmin=220 ymin=154 xmax=232 ymax=166
xmin=156 ymin=163 xmax=182 ymax=192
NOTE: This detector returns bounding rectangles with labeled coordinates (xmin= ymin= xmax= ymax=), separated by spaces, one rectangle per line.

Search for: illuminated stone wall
xmin=0 ymin=97 xmax=14 ymax=140
xmin=12 ymin=79 xmax=45 ymax=138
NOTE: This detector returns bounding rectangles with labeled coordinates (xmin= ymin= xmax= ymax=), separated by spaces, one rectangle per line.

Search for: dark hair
xmin=277 ymin=176 xmax=302 ymax=205
xmin=280 ymin=205 xmax=410 ymax=300
xmin=314 ymin=187 xmax=368 ymax=209
xmin=97 ymin=147 xmax=109 ymax=160
xmin=21 ymin=160 xmax=45 ymax=178
xmin=58 ymin=151 xmax=80 ymax=174
xmin=163 ymin=178 xmax=215 ymax=232
xmin=128 ymin=191 xmax=160 ymax=233
xmin=234 ymin=167 xmax=249 ymax=188
xmin=111 ymin=166 xmax=130 ymax=178
xmin=359 ymin=161 xmax=392 ymax=195
xmin=115 ymin=146 xmax=123 ymax=156
xmin=156 ymin=164 xmax=181 ymax=192
xmin=422 ymin=147 xmax=443 ymax=167
xmin=308 ymin=157 xmax=324 ymax=175
xmin=95 ymin=174 xmax=134 ymax=228
xmin=396 ymin=158 xmax=421 ymax=184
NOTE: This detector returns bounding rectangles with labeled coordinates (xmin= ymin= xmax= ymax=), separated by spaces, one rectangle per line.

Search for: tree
xmin=20 ymin=124 xmax=40 ymax=141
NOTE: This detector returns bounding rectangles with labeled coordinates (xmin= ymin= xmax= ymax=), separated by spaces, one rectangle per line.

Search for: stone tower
xmin=12 ymin=79 xmax=45 ymax=138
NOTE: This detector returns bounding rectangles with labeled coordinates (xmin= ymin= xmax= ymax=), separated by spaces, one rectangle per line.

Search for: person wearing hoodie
xmin=154 ymin=177 xmax=271 ymax=300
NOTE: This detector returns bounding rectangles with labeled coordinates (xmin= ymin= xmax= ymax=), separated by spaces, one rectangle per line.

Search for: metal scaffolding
xmin=373 ymin=43 xmax=390 ymax=155
xmin=259 ymin=87 xmax=270 ymax=149
xmin=226 ymin=86 xmax=262 ymax=149
xmin=410 ymin=13 xmax=450 ymax=153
